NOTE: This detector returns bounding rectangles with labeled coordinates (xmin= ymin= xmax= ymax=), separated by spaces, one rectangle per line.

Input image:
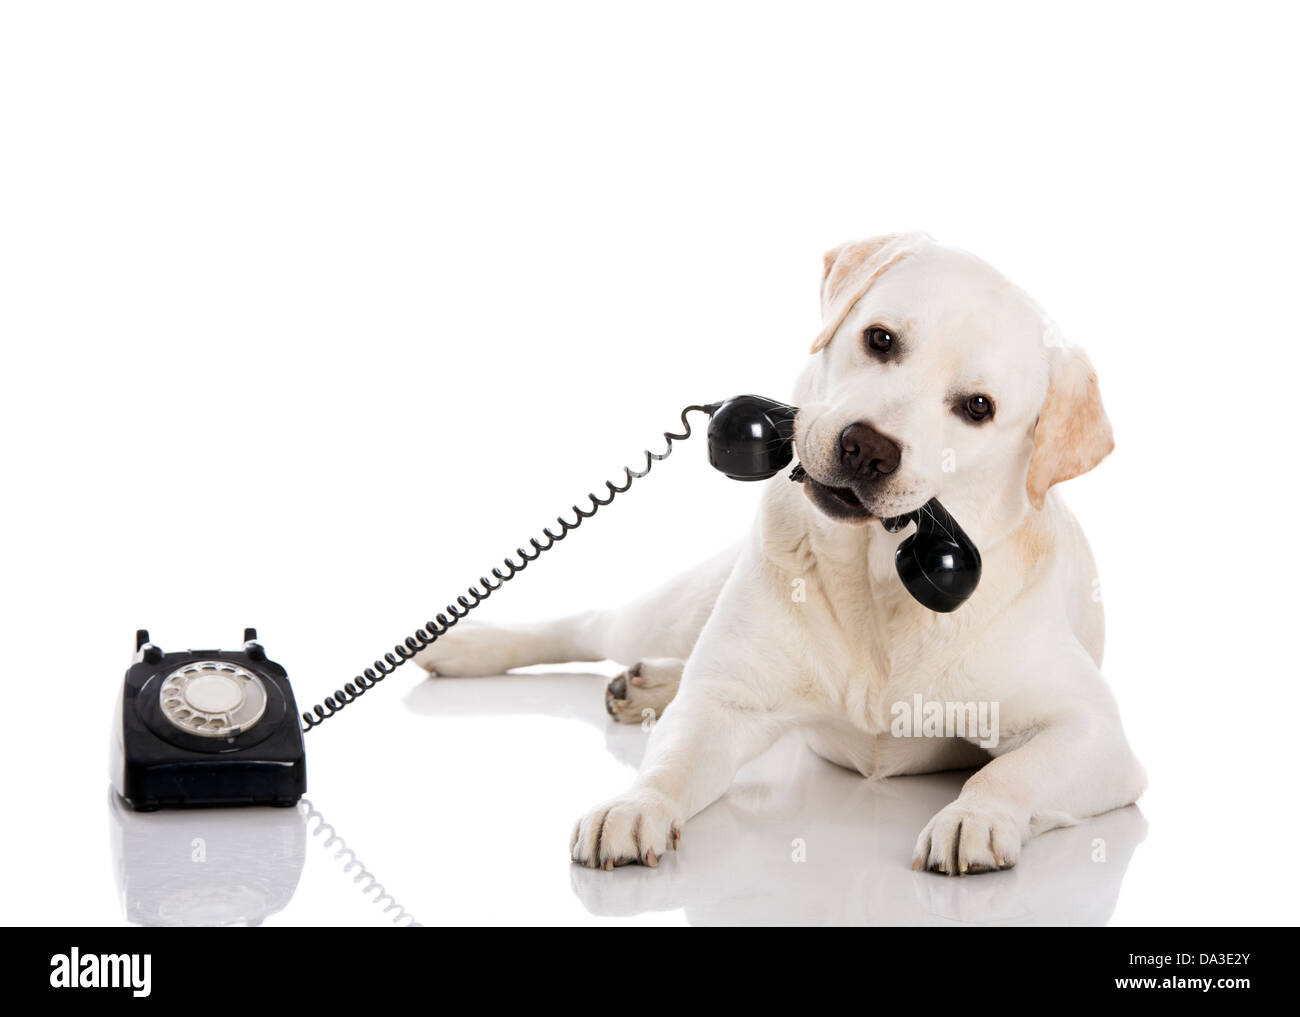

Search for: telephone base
xmin=115 ymin=780 xmax=305 ymax=813
xmin=112 ymin=630 xmax=307 ymax=811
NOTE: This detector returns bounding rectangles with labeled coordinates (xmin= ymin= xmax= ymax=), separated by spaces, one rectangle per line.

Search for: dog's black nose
xmin=839 ymin=422 xmax=901 ymax=478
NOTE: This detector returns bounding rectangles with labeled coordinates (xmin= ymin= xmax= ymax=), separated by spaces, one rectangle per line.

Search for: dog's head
xmin=793 ymin=233 xmax=1112 ymax=528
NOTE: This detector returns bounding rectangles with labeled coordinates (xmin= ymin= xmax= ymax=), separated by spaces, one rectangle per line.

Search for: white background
xmin=1 ymin=1 xmax=1296 ymax=925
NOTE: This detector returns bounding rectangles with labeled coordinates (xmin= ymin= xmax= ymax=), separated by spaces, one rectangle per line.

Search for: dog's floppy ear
xmin=811 ymin=232 xmax=928 ymax=353
xmin=1025 ymin=345 xmax=1114 ymax=510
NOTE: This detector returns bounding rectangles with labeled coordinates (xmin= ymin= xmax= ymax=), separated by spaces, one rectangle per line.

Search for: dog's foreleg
xmin=571 ymin=552 xmax=797 ymax=867
xmin=912 ymin=648 xmax=1147 ymax=875
xmin=570 ymin=677 xmax=791 ymax=867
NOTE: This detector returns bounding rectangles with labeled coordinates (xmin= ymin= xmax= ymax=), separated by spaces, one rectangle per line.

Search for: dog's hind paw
xmin=413 ymin=621 xmax=518 ymax=677
xmin=604 ymin=658 xmax=683 ymax=725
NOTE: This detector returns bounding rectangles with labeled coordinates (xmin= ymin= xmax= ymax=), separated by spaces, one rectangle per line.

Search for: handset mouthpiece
xmin=889 ymin=498 xmax=982 ymax=612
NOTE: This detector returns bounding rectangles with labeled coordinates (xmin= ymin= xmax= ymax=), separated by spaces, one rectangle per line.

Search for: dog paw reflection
xmin=568 ymin=738 xmax=1146 ymax=926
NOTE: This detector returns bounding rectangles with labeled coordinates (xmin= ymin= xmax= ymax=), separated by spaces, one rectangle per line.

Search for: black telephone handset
xmin=702 ymin=395 xmax=981 ymax=613
xmin=115 ymin=394 xmax=980 ymax=810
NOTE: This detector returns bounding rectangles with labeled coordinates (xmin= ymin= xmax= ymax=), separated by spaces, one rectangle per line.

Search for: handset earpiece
xmin=703 ymin=394 xmax=798 ymax=480
xmin=885 ymin=499 xmax=982 ymax=613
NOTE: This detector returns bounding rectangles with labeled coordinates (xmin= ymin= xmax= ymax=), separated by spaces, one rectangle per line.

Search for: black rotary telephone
xmin=112 ymin=395 xmax=980 ymax=810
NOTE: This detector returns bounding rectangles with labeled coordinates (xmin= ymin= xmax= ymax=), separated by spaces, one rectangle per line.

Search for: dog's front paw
xmin=604 ymin=658 xmax=683 ymax=725
xmin=570 ymin=790 xmax=683 ymax=869
xmin=912 ymin=799 xmax=1022 ymax=876
xmin=412 ymin=621 xmax=516 ymax=677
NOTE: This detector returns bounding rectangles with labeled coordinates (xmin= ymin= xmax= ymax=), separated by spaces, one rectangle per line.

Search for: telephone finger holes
xmin=159 ymin=661 xmax=268 ymax=738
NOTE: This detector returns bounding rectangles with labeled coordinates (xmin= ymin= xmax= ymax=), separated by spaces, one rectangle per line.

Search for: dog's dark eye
xmin=963 ymin=395 xmax=994 ymax=422
xmin=864 ymin=327 xmax=894 ymax=354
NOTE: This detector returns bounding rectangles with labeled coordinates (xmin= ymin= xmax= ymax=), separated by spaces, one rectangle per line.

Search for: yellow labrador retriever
xmin=416 ymin=232 xmax=1146 ymax=875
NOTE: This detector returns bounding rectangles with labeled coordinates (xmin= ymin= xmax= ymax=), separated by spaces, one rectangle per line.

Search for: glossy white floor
xmin=0 ymin=663 xmax=1244 ymax=927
